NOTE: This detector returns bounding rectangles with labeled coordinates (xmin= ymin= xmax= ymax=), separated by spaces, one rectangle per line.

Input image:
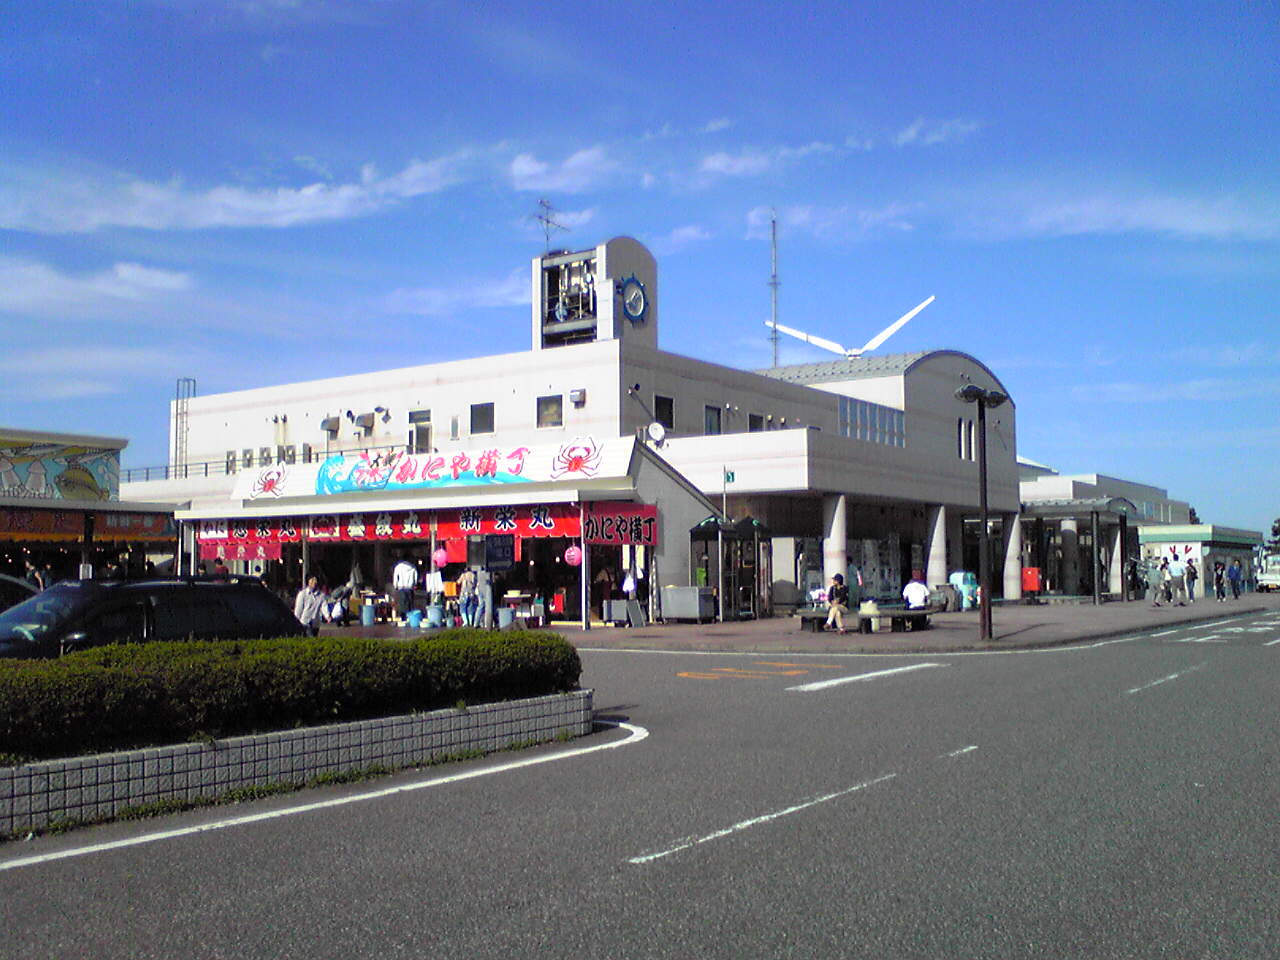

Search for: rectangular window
xmin=654 ymin=395 xmax=674 ymax=430
xmin=704 ymin=405 xmax=722 ymax=435
xmin=958 ymin=418 xmax=965 ymax=459
xmin=748 ymin=413 xmax=765 ymax=433
xmin=537 ymin=394 xmax=563 ymax=428
xmin=450 ymin=415 xmax=460 ymax=441
xmin=225 ymin=451 xmax=238 ymax=474
xmin=470 ymin=402 xmax=494 ymax=435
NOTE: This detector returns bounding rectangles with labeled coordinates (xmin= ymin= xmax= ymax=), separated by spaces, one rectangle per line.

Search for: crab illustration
xmin=550 ymin=437 xmax=603 ymax=479
xmin=251 ymin=465 xmax=288 ymax=499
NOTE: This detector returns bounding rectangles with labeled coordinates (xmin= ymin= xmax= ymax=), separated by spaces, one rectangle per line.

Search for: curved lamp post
xmin=955 ymin=384 xmax=1008 ymax=641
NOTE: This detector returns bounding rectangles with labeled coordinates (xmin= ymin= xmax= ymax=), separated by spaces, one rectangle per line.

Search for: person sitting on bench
xmin=826 ymin=574 xmax=850 ymax=634
xmin=902 ymin=570 xmax=931 ymax=609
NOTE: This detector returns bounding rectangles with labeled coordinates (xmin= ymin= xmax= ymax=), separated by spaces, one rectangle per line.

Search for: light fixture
xmin=345 ymin=410 xmax=355 ymax=422
xmin=954 ymin=384 xmax=1009 ymax=641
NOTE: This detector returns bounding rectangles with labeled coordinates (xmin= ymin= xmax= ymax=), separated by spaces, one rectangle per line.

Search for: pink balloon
xmin=564 ymin=545 xmax=582 ymax=567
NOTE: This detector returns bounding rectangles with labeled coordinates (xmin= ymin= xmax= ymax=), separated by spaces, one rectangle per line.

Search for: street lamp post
xmin=955 ymin=384 xmax=1008 ymax=642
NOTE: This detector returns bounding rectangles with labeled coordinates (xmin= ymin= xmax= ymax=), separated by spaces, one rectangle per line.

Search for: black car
xmin=0 ymin=577 xmax=305 ymax=659
xmin=0 ymin=573 xmax=39 ymax=613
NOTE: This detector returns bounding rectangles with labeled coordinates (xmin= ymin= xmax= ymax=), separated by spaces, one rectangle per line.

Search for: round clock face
xmin=621 ymin=278 xmax=647 ymax=322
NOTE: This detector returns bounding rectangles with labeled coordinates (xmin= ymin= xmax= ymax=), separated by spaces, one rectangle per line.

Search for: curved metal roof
xmin=754 ymin=349 xmax=1012 ymax=399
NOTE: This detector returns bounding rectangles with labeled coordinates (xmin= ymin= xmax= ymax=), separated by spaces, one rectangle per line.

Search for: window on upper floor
xmin=748 ymin=413 xmax=764 ymax=432
xmin=470 ymin=402 xmax=494 ymax=435
xmin=704 ymin=405 xmax=722 ymax=436
xmin=408 ymin=410 xmax=432 ymax=453
xmin=537 ymin=394 xmax=563 ymax=428
xmin=654 ymin=395 xmax=674 ymax=430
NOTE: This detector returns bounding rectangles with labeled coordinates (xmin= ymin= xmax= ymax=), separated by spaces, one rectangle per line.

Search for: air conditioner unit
xmin=320 ymin=416 xmax=340 ymax=434
xmin=569 ymin=388 xmax=586 ymax=406
xmin=354 ymin=412 xmax=376 ymax=431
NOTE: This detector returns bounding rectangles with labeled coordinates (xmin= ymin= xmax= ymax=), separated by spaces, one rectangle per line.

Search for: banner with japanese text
xmin=583 ymin=503 xmax=658 ymax=546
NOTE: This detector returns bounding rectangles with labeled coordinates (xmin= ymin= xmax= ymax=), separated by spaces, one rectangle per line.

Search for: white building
xmin=123 ymin=237 xmax=1021 ymax=622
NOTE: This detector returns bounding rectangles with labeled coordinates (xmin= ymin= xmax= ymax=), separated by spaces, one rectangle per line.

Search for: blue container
xmin=406 ymin=609 xmax=423 ymax=629
xmin=426 ymin=605 xmax=444 ymax=628
xmin=497 ymin=607 xmax=515 ymax=629
xmin=360 ymin=603 xmax=376 ymax=627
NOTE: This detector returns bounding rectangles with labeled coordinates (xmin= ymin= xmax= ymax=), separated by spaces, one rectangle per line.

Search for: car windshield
xmin=0 ymin=583 xmax=93 ymax=644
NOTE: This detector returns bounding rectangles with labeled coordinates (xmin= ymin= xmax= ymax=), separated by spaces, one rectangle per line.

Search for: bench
xmin=798 ymin=609 xmax=829 ymax=632
xmin=863 ymin=606 xmax=938 ymax=633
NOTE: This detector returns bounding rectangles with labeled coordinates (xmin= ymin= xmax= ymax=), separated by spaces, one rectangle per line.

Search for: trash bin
xmin=426 ymin=605 xmax=444 ymax=628
xmin=497 ymin=607 xmax=514 ymax=629
xmin=360 ymin=603 xmax=376 ymax=626
xmin=406 ymin=609 xmax=423 ymax=629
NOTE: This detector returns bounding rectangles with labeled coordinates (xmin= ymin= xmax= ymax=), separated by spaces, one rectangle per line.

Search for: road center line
xmin=1126 ymin=663 xmax=1207 ymax=695
xmin=0 ymin=721 xmax=649 ymax=874
xmin=786 ymin=663 xmax=946 ymax=692
xmin=942 ymin=745 xmax=978 ymax=758
xmin=1150 ymin=629 xmax=1182 ymax=637
xmin=1264 ymin=638 xmax=1280 ymax=647
xmin=628 ymin=773 xmax=897 ymax=865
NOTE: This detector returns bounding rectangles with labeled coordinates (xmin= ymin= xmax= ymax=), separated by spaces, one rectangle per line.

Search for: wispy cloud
xmin=0 ymin=153 xmax=468 ymax=233
xmin=1008 ymin=192 xmax=1279 ymax=241
xmin=651 ymin=224 xmax=712 ymax=256
xmin=700 ymin=117 xmax=732 ymax=134
xmin=1069 ymin=377 xmax=1280 ymax=404
xmin=894 ymin=117 xmax=981 ymax=147
xmin=509 ymin=146 xmax=615 ymax=193
xmin=746 ymin=202 xmax=919 ymax=240
xmin=0 ymin=257 xmax=192 ymax=316
xmin=382 ymin=268 xmax=530 ymax=318
xmin=0 ymin=346 xmax=203 ymax=399
xmin=700 ymin=141 xmax=835 ymax=178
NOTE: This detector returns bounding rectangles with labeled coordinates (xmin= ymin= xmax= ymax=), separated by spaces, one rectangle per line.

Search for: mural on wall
xmin=0 ymin=438 xmax=119 ymax=502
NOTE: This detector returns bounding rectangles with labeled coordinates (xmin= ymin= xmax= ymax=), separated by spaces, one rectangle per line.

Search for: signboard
xmin=583 ymin=503 xmax=658 ymax=546
xmin=200 ymin=542 xmax=282 ymax=562
xmin=0 ymin=437 xmax=120 ymax=502
xmin=0 ymin=506 xmax=171 ymax=542
xmin=231 ymin=437 xmax=624 ymax=501
xmin=484 ymin=534 xmax=515 ymax=571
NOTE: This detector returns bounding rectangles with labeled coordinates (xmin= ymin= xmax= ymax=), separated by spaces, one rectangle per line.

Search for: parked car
xmin=0 ymin=573 xmax=39 ymax=613
xmin=0 ymin=577 xmax=305 ymax=659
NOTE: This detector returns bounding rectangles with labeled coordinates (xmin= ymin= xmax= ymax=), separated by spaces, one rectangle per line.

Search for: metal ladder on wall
xmin=172 ymin=377 xmax=196 ymax=479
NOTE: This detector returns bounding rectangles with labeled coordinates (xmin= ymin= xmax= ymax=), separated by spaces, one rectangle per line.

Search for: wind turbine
xmin=764 ymin=295 xmax=936 ymax=359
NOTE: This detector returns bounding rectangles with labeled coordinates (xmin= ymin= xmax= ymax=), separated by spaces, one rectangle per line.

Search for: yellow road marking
xmin=753 ymin=662 xmax=845 ymax=670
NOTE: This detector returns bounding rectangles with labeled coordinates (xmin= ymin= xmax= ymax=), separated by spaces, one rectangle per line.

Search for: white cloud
xmin=652 ymin=224 xmax=712 ymax=255
xmin=1013 ymin=193 xmax=1279 ymax=241
xmin=0 ymin=153 xmax=468 ymax=233
xmin=0 ymin=346 xmax=200 ymax=398
xmin=746 ymin=202 xmax=918 ymax=240
xmin=509 ymin=146 xmax=614 ymax=193
xmin=894 ymin=117 xmax=981 ymax=147
xmin=0 ymin=257 xmax=193 ymax=315
xmin=700 ymin=141 xmax=834 ymax=178
xmin=382 ymin=268 xmax=530 ymax=318
xmin=701 ymin=117 xmax=732 ymax=133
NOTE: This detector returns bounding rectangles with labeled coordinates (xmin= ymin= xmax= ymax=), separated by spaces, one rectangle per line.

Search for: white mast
xmin=769 ymin=211 xmax=780 ymax=368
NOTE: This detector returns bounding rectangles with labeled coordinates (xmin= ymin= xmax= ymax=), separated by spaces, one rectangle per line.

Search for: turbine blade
xmin=766 ymin=320 xmax=850 ymax=357
xmin=856 ymin=295 xmax=936 ymax=354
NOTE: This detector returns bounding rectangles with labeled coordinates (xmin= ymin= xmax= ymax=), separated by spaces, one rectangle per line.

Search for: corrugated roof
xmin=753 ymin=350 xmax=932 ymax=384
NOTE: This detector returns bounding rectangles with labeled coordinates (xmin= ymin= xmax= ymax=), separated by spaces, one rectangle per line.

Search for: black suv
xmin=0 ymin=577 xmax=304 ymax=659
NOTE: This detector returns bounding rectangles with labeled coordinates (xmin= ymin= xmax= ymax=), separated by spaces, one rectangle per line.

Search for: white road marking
xmin=628 ymin=773 xmax=897 ymax=865
xmin=1126 ymin=664 xmax=1207 ymax=695
xmin=1150 ymin=629 xmax=1182 ymax=637
xmin=786 ymin=662 xmax=946 ymax=692
xmin=1172 ymin=635 xmax=1227 ymax=644
xmin=1187 ymin=618 xmax=1242 ymax=630
xmin=0 ymin=722 xmax=650 ymax=874
xmin=1264 ymin=637 xmax=1280 ymax=647
xmin=942 ymin=745 xmax=978 ymax=758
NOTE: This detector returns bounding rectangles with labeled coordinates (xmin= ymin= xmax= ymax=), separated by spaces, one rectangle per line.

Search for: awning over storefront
xmin=1020 ymin=497 xmax=1137 ymax=522
xmin=0 ymin=499 xmax=175 ymax=543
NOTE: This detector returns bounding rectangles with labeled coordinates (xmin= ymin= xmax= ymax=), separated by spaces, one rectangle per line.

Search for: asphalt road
xmin=2 ymin=610 xmax=1277 ymax=958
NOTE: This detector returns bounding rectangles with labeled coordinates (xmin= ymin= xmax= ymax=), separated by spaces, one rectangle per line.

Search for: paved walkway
xmin=321 ymin=592 xmax=1280 ymax=654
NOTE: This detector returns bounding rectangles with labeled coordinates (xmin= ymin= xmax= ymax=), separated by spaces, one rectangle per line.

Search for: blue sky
xmin=2 ymin=0 xmax=1277 ymax=533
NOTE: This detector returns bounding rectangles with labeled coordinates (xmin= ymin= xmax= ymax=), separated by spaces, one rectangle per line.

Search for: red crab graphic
xmin=550 ymin=438 xmax=603 ymax=479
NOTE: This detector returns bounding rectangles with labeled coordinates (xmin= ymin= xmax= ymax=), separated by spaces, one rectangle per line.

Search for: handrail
xmin=121 ymin=443 xmax=416 ymax=484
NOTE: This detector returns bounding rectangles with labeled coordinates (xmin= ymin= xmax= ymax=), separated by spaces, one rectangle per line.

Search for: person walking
xmin=23 ymin=559 xmax=45 ymax=591
xmin=1227 ymin=559 xmax=1243 ymax=599
xmin=392 ymin=555 xmax=419 ymax=625
xmin=1145 ymin=556 xmax=1164 ymax=607
xmin=457 ymin=567 xmax=478 ymax=626
xmin=293 ymin=575 xmax=325 ymax=637
xmin=1185 ymin=559 xmax=1198 ymax=603
xmin=825 ymin=573 xmax=850 ymax=634
xmin=1213 ymin=560 xmax=1227 ymax=602
xmin=1159 ymin=557 xmax=1173 ymax=604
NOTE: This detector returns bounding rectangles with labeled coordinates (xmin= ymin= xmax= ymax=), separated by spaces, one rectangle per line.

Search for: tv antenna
xmin=532 ymin=198 xmax=568 ymax=253
xmin=769 ymin=210 xmax=780 ymax=367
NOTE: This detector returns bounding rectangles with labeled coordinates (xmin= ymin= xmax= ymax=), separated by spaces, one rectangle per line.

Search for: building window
xmin=470 ymin=402 xmax=494 ymax=435
xmin=537 ymin=395 xmax=563 ymax=428
xmin=967 ymin=421 xmax=976 ymax=460
xmin=654 ymin=394 xmax=674 ymax=430
xmin=748 ymin=413 xmax=765 ymax=432
xmin=704 ymin=405 xmax=722 ymax=435
xmin=409 ymin=409 xmax=432 ymax=453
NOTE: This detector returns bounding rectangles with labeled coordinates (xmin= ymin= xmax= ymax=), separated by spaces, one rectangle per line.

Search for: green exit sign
xmin=724 ymin=470 xmax=736 ymax=483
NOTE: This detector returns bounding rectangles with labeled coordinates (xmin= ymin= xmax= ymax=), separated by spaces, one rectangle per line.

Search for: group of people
xmin=1148 ymin=555 xmax=1244 ymax=607
xmin=823 ymin=568 xmax=932 ymax=633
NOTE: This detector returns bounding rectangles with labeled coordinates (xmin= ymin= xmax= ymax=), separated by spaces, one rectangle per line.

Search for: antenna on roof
xmin=532 ymin=199 xmax=568 ymax=254
xmin=769 ymin=210 xmax=780 ymax=368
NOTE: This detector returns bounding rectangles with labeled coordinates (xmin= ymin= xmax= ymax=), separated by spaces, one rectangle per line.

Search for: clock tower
xmin=531 ymin=236 xmax=658 ymax=352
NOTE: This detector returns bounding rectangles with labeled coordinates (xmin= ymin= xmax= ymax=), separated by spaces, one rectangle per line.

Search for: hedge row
xmin=0 ymin=628 xmax=582 ymax=762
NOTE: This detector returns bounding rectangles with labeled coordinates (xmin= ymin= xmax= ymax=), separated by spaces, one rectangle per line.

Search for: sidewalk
xmin=549 ymin=592 xmax=1280 ymax=654
xmin=318 ymin=592 xmax=1280 ymax=654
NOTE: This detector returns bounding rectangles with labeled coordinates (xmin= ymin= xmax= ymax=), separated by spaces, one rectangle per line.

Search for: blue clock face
xmin=621 ymin=276 xmax=647 ymax=323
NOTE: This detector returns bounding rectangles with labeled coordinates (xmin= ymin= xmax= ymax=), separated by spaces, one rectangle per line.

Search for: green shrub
xmin=0 ymin=629 xmax=581 ymax=762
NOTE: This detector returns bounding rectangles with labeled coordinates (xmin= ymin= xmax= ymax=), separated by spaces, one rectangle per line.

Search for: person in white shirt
xmin=294 ymin=575 xmax=325 ymax=636
xmin=392 ymin=556 xmax=419 ymax=624
xmin=902 ymin=571 xmax=931 ymax=609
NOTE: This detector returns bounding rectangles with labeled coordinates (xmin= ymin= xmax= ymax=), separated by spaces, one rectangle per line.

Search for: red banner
xmin=435 ymin=504 xmax=580 ymax=539
xmin=0 ymin=507 xmax=172 ymax=543
xmin=583 ymin=503 xmax=658 ymax=546
xmin=200 ymin=541 xmax=282 ymax=561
